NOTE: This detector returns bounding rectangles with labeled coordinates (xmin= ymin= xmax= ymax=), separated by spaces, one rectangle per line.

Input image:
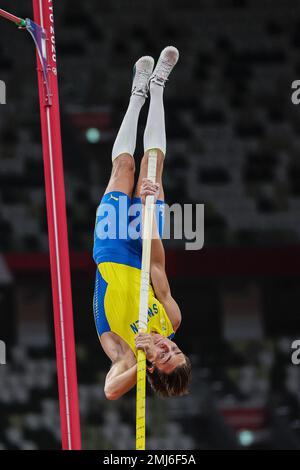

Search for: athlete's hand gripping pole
xmin=136 ymin=149 xmax=158 ymax=451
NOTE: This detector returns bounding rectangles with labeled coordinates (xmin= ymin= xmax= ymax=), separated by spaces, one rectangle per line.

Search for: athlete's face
xmin=152 ymin=334 xmax=186 ymax=373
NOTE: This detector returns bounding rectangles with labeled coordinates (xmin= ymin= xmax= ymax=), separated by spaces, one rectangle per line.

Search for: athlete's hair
xmin=146 ymin=355 xmax=191 ymax=398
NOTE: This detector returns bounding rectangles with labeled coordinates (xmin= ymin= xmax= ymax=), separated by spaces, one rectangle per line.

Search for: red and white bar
xmin=0 ymin=8 xmax=25 ymax=26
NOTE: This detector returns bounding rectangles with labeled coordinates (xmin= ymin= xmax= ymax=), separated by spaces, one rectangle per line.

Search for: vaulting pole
xmin=136 ymin=149 xmax=158 ymax=450
xmin=32 ymin=0 xmax=81 ymax=449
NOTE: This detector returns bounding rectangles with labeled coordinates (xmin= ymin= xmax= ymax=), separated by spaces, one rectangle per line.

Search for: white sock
xmin=143 ymin=82 xmax=166 ymax=156
xmin=112 ymin=94 xmax=145 ymax=162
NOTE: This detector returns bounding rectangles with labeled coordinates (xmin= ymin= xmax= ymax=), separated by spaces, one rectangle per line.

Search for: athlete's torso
xmin=95 ymin=262 xmax=175 ymax=356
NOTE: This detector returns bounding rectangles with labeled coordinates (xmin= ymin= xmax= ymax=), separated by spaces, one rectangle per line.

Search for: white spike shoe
xmin=131 ymin=56 xmax=155 ymax=98
xmin=150 ymin=46 xmax=179 ymax=87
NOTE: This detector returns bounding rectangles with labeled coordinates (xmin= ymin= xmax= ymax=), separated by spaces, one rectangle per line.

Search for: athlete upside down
xmin=93 ymin=47 xmax=191 ymax=400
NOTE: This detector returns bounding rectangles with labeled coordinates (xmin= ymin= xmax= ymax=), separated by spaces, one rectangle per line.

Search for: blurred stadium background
xmin=0 ymin=0 xmax=300 ymax=450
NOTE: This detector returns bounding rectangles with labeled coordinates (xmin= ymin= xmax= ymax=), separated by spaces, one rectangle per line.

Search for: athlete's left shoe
xmin=150 ymin=46 xmax=179 ymax=87
xmin=131 ymin=56 xmax=155 ymax=98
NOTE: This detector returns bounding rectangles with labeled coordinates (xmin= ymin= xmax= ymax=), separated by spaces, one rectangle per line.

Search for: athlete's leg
xmin=104 ymin=56 xmax=154 ymax=197
xmin=135 ymin=46 xmax=179 ymax=201
xmin=104 ymin=153 xmax=136 ymax=198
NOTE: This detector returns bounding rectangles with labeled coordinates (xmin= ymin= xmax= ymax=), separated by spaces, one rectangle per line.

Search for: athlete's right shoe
xmin=150 ymin=46 xmax=179 ymax=87
xmin=131 ymin=56 xmax=155 ymax=98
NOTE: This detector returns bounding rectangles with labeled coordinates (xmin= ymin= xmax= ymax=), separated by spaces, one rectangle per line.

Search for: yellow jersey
xmin=93 ymin=262 xmax=175 ymax=356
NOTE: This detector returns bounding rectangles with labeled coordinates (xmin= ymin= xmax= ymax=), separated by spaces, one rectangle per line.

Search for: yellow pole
xmin=136 ymin=149 xmax=158 ymax=450
xmin=136 ymin=348 xmax=147 ymax=450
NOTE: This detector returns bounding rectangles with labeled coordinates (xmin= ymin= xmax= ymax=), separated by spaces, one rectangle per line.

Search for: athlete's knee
xmin=112 ymin=154 xmax=135 ymax=177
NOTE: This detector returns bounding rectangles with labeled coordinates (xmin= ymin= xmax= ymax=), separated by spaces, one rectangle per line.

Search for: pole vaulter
xmin=0 ymin=2 xmax=81 ymax=450
xmin=92 ymin=46 xmax=191 ymax=451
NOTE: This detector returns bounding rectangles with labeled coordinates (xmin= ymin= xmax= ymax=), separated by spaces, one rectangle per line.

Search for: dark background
xmin=0 ymin=0 xmax=300 ymax=450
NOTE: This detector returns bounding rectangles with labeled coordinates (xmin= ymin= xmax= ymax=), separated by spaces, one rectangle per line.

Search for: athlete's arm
xmin=101 ymin=335 xmax=137 ymax=400
xmin=104 ymin=360 xmax=137 ymax=400
xmin=150 ymin=249 xmax=182 ymax=332
xmin=140 ymin=179 xmax=182 ymax=331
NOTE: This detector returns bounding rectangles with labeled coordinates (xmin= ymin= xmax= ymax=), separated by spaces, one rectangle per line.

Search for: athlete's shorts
xmin=93 ymin=191 xmax=165 ymax=337
xmin=93 ymin=191 xmax=165 ymax=269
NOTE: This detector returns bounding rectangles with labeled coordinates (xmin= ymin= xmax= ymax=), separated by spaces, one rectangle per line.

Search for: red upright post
xmin=32 ymin=0 xmax=81 ymax=450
